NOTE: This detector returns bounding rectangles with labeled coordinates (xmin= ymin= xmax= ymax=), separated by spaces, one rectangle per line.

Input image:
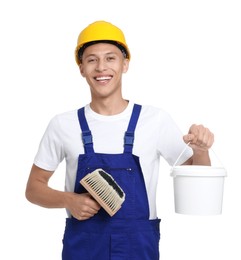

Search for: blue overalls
xmin=62 ymin=104 xmax=161 ymax=260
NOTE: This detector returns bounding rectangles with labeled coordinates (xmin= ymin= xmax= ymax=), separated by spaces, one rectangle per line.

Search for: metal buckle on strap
xmin=82 ymin=131 xmax=93 ymax=145
xmin=124 ymin=131 xmax=134 ymax=145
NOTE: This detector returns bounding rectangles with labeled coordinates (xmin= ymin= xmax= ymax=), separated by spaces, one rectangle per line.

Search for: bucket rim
xmin=170 ymin=165 xmax=227 ymax=177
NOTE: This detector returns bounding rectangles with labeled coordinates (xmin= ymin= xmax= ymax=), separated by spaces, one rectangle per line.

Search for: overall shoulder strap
xmin=124 ymin=104 xmax=142 ymax=153
xmin=77 ymin=107 xmax=94 ymax=154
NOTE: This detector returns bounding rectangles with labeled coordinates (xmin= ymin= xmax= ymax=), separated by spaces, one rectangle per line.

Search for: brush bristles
xmin=80 ymin=169 xmax=125 ymax=216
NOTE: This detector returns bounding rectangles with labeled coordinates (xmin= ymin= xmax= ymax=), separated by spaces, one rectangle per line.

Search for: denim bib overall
xmin=62 ymin=104 xmax=161 ymax=260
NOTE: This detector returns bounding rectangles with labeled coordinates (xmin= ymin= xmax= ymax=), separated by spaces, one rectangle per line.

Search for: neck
xmin=90 ymin=98 xmax=129 ymax=115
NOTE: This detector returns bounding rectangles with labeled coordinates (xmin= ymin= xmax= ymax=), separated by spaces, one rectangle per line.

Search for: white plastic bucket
xmin=170 ymin=165 xmax=227 ymax=215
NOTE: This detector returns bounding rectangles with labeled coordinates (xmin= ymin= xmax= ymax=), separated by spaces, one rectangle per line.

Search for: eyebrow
xmin=86 ymin=51 xmax=118 ymax=57
xmin=83 ymin=52 xmax=119 ymax=62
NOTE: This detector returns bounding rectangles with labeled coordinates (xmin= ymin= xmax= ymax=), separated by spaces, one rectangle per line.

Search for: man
xmin=25 ymin=20 xmax=214 ymax=259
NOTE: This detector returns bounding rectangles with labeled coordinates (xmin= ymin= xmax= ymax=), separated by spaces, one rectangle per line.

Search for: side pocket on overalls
xmin=62 ymin=219 xmax=90 ymax=260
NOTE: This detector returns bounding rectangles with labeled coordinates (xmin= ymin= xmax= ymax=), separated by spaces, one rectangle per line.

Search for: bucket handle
xmin=172 ymin=142 xmax=191 ymax=168
xmin=172 ymin=142 xmax=225 ymax=169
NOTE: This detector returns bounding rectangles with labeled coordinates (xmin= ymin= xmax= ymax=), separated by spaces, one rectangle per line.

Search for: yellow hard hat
xmin=75 ymin=20 xmax=130 ymax=65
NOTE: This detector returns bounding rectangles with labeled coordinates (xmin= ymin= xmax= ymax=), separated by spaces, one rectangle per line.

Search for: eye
xmin=106 ymin=56 xmax=115 ymax=61
xmin=87 ymin=57 xmax=97 ymax=63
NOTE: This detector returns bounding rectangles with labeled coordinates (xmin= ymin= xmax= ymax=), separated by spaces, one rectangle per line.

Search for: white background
xmin=1 ymin=0 xmax=240 ymax=259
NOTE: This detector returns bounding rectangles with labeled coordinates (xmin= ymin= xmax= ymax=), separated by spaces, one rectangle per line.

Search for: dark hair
xmin=78 ymin=40 xmax=128 ymax=62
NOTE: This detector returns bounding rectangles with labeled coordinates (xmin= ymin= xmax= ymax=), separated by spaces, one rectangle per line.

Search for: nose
xmin=95 ymin=59 xmax=107 ymax=72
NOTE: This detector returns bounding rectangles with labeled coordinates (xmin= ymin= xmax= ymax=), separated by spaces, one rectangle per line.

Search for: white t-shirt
xmin=34 ymin=101 xmax=193 ymax=219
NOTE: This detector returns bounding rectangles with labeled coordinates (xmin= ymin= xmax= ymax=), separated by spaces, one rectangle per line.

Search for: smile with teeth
xmin=95 ymin=76 xmax=112 ymax=82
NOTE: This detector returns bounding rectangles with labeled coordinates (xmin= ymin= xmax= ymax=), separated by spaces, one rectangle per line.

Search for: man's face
xmin=79 ymin=43 xmax=129 ymax=100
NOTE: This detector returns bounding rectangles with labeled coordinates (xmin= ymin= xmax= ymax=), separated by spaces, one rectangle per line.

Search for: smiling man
xmin=25 ymin=21 xmax=214 ymax=260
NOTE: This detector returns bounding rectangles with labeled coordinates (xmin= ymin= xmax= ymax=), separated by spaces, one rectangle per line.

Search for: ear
xmin=79 ymin=64 xmax=85 ymax=77
xmin=122 ymin=59 xmax=129 ymax=73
